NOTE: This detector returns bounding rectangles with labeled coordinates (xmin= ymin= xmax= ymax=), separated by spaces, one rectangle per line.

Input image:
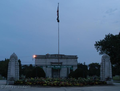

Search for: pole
xmin=58 ymin=15 xmax=60 ymax=78
xmin=57 ymin=3 xmax=60 ymax=78
xmin=58 ymin=22 xmax=59 ymax=63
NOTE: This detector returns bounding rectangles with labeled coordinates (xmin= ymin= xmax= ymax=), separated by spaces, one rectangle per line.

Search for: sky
xmin=0 ymin=0 xmax=120 ymax=65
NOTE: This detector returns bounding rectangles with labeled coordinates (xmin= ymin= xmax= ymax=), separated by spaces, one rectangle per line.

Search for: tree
xmin=32 ymin=66 xmax=46 ymax=78
xmin=0 ymin=59 xmax=9 ymax=78
xmin=94 ymin=33 xmax=120 ymax=66
xmin=21 ymin=65 xmax=46 ymax=78
xmin=0 ymin=59 xmax=22 ymax=78
xmin=21 ymin=64 xmax=35 ymax=78
xmin=77 ymin=63 xmax=88 ymax=78
xmin=88 ymin=63 xmax=100 ymax=76
xmin=69 ymin=63 xmax=88 ymax=78
xmin=68 ymin=68 xmax=84 ymax=79
xmin=112 ymin=64 xmax=120 ymax=76
xmin=18 ymin=59 xmax=22 ymax=77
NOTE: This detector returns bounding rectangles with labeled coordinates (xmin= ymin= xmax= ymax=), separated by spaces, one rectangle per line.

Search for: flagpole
xmin=57 ymin=3 xmax=60 ymax=78
xmin=57 ymin=3 xmax=60 ymax=62
xmin=58 ymin=18 xmax=60 ymax=78
xmin=58 ymin=21 xmax=59 ymax=63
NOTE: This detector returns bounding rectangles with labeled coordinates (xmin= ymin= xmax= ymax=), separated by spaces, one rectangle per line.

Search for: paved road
xmin=0 ymin=80 xmax=120 ymax=91
xmin=0 ymin=80 xmax=6 ymax=85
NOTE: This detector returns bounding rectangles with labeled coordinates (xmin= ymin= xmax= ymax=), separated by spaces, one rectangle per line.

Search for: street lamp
xmin=33 ymin=55 xmax=36 ymax=58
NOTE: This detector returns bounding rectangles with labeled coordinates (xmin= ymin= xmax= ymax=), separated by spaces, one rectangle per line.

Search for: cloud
xmin=106 ymin=8 xmax=118 ymax=15
xmin=113 ymin=21 xmax=120 ymax=24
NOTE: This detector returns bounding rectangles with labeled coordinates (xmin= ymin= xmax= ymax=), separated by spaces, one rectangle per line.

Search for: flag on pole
xmin=57 ymin=3 xmax=59 ymax=22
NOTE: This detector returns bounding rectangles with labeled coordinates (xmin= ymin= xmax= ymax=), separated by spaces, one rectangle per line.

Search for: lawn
xmin=113 ymin=76 xmax=120 ymax=83
xmin=113 ymin=76 xmax=120 ymax=80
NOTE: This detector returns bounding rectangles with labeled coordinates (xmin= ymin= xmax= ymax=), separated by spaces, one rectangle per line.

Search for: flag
xmin=57 ymin=3 xmax=59 ymax=22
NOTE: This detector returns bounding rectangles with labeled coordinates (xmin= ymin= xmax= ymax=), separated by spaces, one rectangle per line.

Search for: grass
xmin=113 ymin=76 xmax=120 ymax=83
xmin=113 ymin=76 xmax=120 ymax=81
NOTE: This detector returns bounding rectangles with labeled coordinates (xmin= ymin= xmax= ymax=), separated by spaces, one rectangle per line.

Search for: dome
xmin=10 ymin=53 xmax=18 ymax=60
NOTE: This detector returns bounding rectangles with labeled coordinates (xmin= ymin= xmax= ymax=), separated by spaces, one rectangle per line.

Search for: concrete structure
xmin=34 ymin=54 xmax=78 ymax=78
xmin=100 ymin=54 xmax=113 ymax=84
xmin=7 ymin=53 xmax=19 ymax=84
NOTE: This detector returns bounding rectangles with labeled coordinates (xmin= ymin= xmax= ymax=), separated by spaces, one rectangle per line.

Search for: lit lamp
xmin=33 ymin=55 xmax=36 ymax=58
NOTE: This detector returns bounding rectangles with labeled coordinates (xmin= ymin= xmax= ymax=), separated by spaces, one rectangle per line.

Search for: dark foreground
xmin=0 ymin=80 xmax=120 ymax=91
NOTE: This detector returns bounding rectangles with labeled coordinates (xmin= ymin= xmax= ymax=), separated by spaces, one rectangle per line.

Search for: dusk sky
xmin=0 ymin=0 xmax=120 ymax=65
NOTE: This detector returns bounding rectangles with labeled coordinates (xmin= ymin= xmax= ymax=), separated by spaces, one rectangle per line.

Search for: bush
xmin=31 ymin=67 xmax=46 ymax=78
xmin=69 ymin=68 xmax=87 ymax=79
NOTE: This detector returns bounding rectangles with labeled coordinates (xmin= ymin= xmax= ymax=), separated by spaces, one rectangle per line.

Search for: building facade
xmin=35 ymin=54 xmax=78 ymax=78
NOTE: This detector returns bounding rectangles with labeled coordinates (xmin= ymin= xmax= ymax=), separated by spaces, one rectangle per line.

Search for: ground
xmin=0 ymin=80 xmax=120 ymax=91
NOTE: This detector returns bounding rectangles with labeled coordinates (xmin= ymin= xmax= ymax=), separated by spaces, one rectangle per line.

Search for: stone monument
xmin=7 ymin=53 xmax=19 ymax=85
xmin=100 ymin=54 xmax=113 ymax=84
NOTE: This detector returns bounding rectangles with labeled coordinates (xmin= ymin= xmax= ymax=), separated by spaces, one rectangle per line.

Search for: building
xmin=34 ymin=54 xmax=78 ymax=78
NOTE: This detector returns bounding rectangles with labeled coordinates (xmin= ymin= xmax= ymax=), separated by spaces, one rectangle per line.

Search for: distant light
xmin=33 ymin=55 xmax=36 ymax=58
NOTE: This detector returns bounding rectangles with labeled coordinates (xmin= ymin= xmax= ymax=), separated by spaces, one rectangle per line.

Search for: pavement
xmin=0 ymin=80 xmax=120 ymax=91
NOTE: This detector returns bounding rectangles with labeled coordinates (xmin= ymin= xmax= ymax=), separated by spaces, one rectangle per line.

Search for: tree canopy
xmin=0 ymin=59 xmax=22 ymax=78
xmin=0 ymin=59 xmax=9 ymax=78
xmin=88 ymin=63 xmax=100 ymax=76
xmin=21 ymin=65 xmax=46 ymax=78
xmin=0 ymin=59 xmax=46 ymax=78
xmin=94 ymin=33 xmax=120 ymax=66
xmin=69 ymin=63 xmax=88 ymax=78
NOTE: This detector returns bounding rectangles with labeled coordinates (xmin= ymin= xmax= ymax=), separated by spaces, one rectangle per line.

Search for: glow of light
xmin=33 ymin=55 xmax=36 ymax=58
